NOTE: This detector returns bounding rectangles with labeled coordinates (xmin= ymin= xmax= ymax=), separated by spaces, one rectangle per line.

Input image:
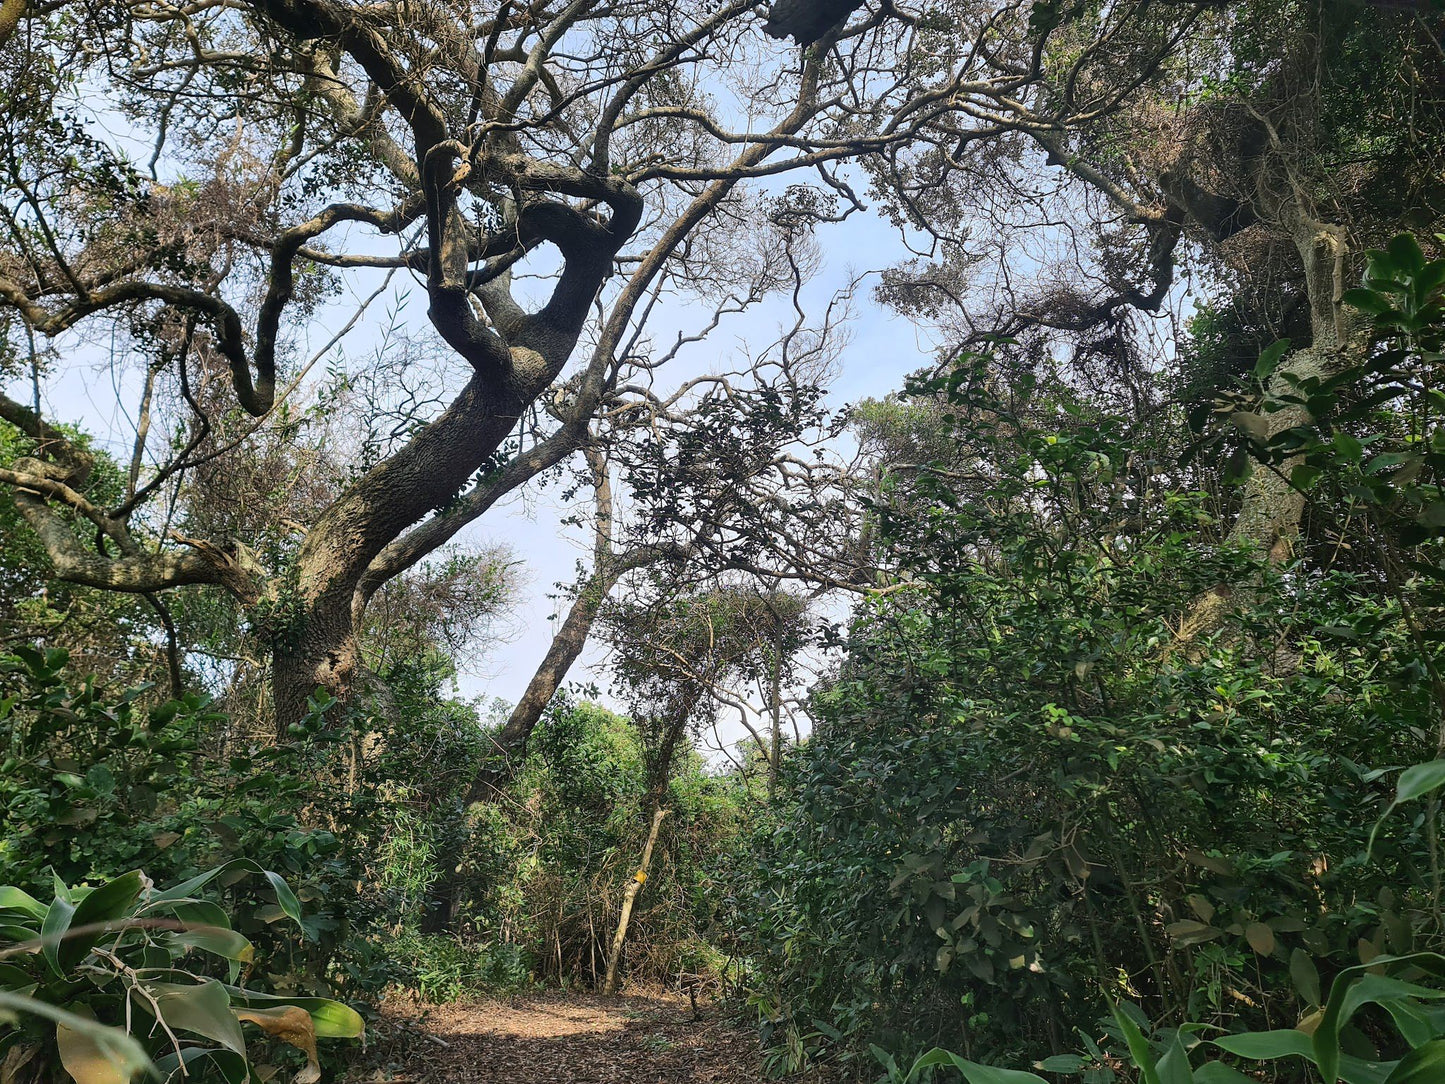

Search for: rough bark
xmin=1172 ymin=216 xmax=1360 ymax=652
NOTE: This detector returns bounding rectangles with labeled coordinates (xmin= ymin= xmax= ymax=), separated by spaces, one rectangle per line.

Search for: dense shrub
xmin=728 ymin=343 xmax=1445 ymax=1077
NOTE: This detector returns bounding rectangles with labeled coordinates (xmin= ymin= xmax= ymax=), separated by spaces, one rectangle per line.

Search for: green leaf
xmin=1255 ymin=339 xmax=1292 ymax=381
xmin=164 ymin=927 xmax=255 ymax=965
xmin=1212 ymin=1029 xmax=1315 ymax=1062
xmin=1316 ymin=954 xmax=1445 ymax=1084
xmin=1291 ymin=949 xmax=1322 ymax=1007
xmin=61 ymin=871 xmax=146 ymax=971
xmin=1343 ymin=288 xmax=1393 ymax=316
xmin=1387 ymin=234 xmax=1426 ymax=274
xmin=1193 ymin=1066 xmax=1258 ymax=1084
xmin=1383 ymin=1040 xmax=1445 ymax=1083
xmin=1156 ymin=1030 xmax=1195 ymax=1084
xmin=148 ymin=861 xmax=302 ymax=927
xmin=1395 ymin=762 xmax=1445 ymax=803
xmin=1110 ymin=1002 xmax=1160 ymax=1084
xmin=153 ymin=1047 xmax=249 ymax=1084
xmin=1165 ymin=920 xmax=1222 ymax=946
xmin=40 ymin=893 xmax=76 ymax=978
xmin=905 ymin=1048 xmax=1049 ymax=1084
xmin=1038 ymin=1055 xmax=1087 ymax=1072
xmin=0 ymin=887 xmax=47 ymax=923
xmin=221 ymin=988 xmax=365 ymax=1039
xmin=137 ymin=979 xmax=246 ymax=1056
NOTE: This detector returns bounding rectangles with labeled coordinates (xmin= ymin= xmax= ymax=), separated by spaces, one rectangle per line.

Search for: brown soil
xmin=376 ymin=990 xmax=768 ymax=1083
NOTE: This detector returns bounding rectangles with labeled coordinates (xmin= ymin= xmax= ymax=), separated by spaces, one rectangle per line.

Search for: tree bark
xmin=601 ymin=805 xmax=670 ymax=996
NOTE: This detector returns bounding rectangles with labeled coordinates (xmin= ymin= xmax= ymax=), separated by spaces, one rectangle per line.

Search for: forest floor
xmin=376 ymin=990 xmax=774 ymax=1083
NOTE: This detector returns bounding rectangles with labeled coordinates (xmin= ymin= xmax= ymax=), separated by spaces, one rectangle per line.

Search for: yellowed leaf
xmin=235 ymin=1006 xmax=320 ymax=1084
xmin=1245 ymin=921 xmax=1276 ymax=957
xmin=56 ymin=1023 xmax=131 ymax=1084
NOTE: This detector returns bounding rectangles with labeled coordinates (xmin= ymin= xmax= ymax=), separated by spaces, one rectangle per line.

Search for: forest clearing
xmin=378 ymin=991 xmax=765 ymax=1084
xmin=3 ymin=0 xmax=1445 ymax=1082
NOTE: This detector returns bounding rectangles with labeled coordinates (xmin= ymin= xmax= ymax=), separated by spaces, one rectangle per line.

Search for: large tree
xmin=0 ymin=0 xmax=1145 ymax=727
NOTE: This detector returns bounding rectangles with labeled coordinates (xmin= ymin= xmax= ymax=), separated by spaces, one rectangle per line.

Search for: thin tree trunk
xmin=602 ymin=806 xmax=669 ymax=996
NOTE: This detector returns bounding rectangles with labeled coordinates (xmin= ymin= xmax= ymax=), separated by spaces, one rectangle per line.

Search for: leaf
xmin=1183 ymin=850 xmax=1234 ymax=877
xmin=1165 ymin=920 xmax=1222 ymax=947
xmin=56 ymin=1012 xmax=133 ymax=1084
xmin=137 ymin=979 xmax=246 ymax=1056
xmin=40 ymin=893 xmax=76 ymax=978
xmin=905 ymin=1048 xmax=1049 ymax=1084
xmin=234 ymin=1007 xmax=320 ymax=1084
xmin=165 ymin=927 xmax=255 ymax=965
xmin=1291 ymin=949 xmax=1322 ymax=1007
xmin=1255 ymin=339 xmax=1292 ymax=382
xmin=61 ymin=872 xmax=146 ymax=972
xmin=1343 ymin=288 xmax=1393 ymax=316
xmin=1387 ymin=233 xmax=1426 ymax=273
xmin=1156 ymin=1030 xmax=1194 ymax=1084
xmin=1245 ymin=922 xmax=1276 ymax=957
xmin=1037 ymin=1055 xmax=1086 ymax=1072
xmin=152 ymin=1047 xmax=249 ymax=1084
xmin=1232 ymin=413 xmax=1270 ymax=442
xmin=0 ymin=889 xmax=46 ymax=924
xmin=1110 ymin=1003 xmax=1160 ymax=1084
xmin=222 ymin=989 xmax=365 ymax=1040
xmin=0 ymin=997 xmax=148 ymax=1084
xmin=1193 ymin=1066 xmax=1258 ymax=1084
xmin=1212 ymin=1029 xmax=1316 ymax=1062
xmin=1315 ymin=953 xmax=1445 ymax=1084
xmin=1382 ymin=1039 xmax=1445 ymax=1083
xmin=149 ymin=861 xmax=302 ymax=928
xmin=1395 ymin=762 xmax=1445 ymax=804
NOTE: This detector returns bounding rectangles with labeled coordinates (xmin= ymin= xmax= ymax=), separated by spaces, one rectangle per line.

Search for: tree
xmin=422 ymin=335 xmax=859 ymax=930
xmin=0 ymin=0 xmax=1201 ymax=730
xmin=598 ymin=584 xmax=795 ymax=994
xmin=872 ymin=0 xmax=1445 ymax=602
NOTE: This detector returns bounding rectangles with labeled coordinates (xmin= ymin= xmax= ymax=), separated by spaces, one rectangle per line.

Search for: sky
xmin=450 ymin=204 xmax=940 ymax=715
xmin=3 ymin=157 xmax=941 ymax=754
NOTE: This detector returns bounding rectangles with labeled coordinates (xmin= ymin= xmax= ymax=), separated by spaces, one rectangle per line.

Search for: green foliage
xmin=731 ymin=325 xmax=1445 ymax=1076
xmin=0 ymin=865 xmax=361 ymax=1084
xmin=386 ymin=933 xmax=533 ymax=1002
xmin=444 ymin=699 xmax=748 ymax=992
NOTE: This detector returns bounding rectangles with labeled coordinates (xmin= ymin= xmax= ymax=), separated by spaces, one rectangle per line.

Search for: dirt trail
xmin=384 ymin=990 xmax=766 ymax=1083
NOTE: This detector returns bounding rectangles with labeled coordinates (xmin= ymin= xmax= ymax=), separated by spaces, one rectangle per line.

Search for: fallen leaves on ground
xmin=378 ymin=990 xmax=772 ymax=1083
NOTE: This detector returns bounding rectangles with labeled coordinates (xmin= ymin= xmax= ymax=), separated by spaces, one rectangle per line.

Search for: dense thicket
xmin=7 ymin=0 xmax=1445 ymax=1082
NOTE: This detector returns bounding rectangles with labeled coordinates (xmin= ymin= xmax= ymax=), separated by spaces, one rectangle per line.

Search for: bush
xmin=0 ymin=865 xmax=362 ymax=1084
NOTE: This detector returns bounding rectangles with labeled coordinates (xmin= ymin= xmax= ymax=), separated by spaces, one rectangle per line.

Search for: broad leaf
xmin=905 ymin=1048 xmax=1049 ymax=1084
xmin=61 ymin=872 xmax=146 ymax=971
xmin=1382 ymin=1040 xmax=1445 ymax=1083
xmin=222 ymin=987 xmax=365 ymax=1039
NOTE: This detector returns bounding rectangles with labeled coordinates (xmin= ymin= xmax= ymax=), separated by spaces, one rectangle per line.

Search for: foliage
xmin=0 ymin=864 xmax=362 ymax=1084
xmin=730 ymin=322 xmax=1445 ymax=1076
xmin=0 ymin=643 xmax=499 ymax=1003
xmin=445 ymin=699 xmax=748 ymax=992
xmin=385 ymin=933 xmax=533 ymax=1003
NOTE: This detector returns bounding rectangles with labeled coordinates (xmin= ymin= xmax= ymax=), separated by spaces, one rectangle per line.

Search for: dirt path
xmin=382 ymin=990 xmax=767 ymax=1083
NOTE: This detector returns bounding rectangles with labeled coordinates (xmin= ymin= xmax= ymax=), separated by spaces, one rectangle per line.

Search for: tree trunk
xmin=602 ymin=805 xmax=669 ymax=996
xmin=271 ymin=599 xmax=363 ymax=736
xmin=1172 ymin=215 xmax=1361 ymax=652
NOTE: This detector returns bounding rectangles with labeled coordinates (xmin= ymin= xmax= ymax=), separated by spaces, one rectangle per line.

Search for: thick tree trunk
xmin=1173 ymin=217 xmax=1360 ymax=652
xmin=271 ymin=603 xmax=363 ymax=736
xmin=601 ymin=805 xmax=670 ymax=996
